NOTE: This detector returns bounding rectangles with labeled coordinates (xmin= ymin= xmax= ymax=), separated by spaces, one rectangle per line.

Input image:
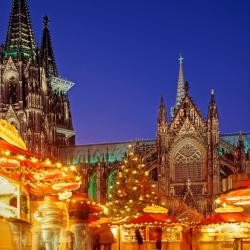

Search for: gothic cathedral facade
xmin=60 ymin=55 xmax=249 ymax=214
xmin=156 ymin=56 xmax=220 ymax=213
xmin=0 ymin=0 xmax=75 ymax=157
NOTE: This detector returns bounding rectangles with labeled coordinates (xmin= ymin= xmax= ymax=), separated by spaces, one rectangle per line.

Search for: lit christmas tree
xmin=107 ymin=152 xmax=159 ymax=219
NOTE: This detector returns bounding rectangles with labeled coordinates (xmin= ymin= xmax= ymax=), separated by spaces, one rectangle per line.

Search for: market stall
xmin=118 ymin=205 xmax=182 ymax=250
xmin=0 ymin=119 xmax=81 ymax=250
xmin=198 ymin=206 xmax=250 ymax=250
xmin=219 ymin=179 xmax=250 ymax=207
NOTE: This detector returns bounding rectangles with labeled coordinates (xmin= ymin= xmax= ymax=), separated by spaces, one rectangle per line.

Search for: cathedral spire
xmin=208 ymin=89 xmax=219 ymax=120
xmin=5 ymin=0 xmax=36 ymax=60
xmin=158 ymin=96 xmax=168 ymax=128
xmin=171 ymin=53 xmax=186 ymax=118
xmin=40 ymin=16 xmax=58 ymax=77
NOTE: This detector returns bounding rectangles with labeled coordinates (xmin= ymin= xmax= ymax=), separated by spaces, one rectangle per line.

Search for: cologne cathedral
xmin=1 ymin=0 xmax=249 ymax=215
xmin=60 ymin=56 xmax=250 ymax=213
xmin=0 ymin=0 xmax=75 ymax=157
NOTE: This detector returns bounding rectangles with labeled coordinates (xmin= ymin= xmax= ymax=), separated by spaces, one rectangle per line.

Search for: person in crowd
xmin=155 ymin=228 xmax=162 ymax=250
xmin=89 ymin=223 xmax=101 ymax=250
xmin=135 ymin=229 xmax=143 ymax=250
xmin=34 ymin=196 xmax=63 ymax=250
xmin=191 ymin=228 xmax=201 ymax=250
xmin=99 ymin=223 xmax=116 ymax=250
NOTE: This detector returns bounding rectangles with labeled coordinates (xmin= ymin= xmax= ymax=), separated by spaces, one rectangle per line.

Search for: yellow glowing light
xmin=45 ymin=159 xmax=51 ymax=165
xmin=4 ymin=151 xmax=10 ymax=156
xmin=17 ymin=155 xmax=25 ymax=161
xmin=56 ymin=162 xmax=62 ymax=168
xmin=235 ymin=201 xmax=250 ymax=206
xmin=64 ymin=167 xmax=69 ymax=171
xmin=70 ymin=166 xmax=76 ymax=171
xmin=133 ymin=187 xmax=137 ymax=190
xmin=75 ymin=176 xmax=81 ymax=181
xmin=215 ymin=205 xmax=244 ymax=213
xmin=143 ymin=205 xmax=168 ymax=214
xmin=59 ymin=191 xmax=72 ymax=200
xmin=118 ymin=190 xmax=121 ymax=193
xmin=103 ymin=207 xmax=109 ymax=214
xmin=31 ymin=157 xmax=38 ymax=163
xmin=129 ymin=200 xmax=133 ymax=203
xmin=132 ymin=170 xmax=137 ymax=174
xmin=215 ymin=198 xmax=221 ymax=204
xmin=111 ymin=227 xmax=118 ymax=237
xmin=145 ymin=171 xmax=149 ymax=176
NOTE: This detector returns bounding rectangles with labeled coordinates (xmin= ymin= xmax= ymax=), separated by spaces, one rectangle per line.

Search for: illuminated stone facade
xmin=0 ymin=0 xmax=75 ymax=156
xmin=59 ymin=57 xmax=250 ymax=214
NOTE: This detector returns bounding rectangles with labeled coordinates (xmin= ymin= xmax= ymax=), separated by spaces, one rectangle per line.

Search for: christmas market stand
xmin=0 ymin=119 xmax=83 ymax=250
xmin=114 ymin=205 xmax=182 ymax=250
xmin=197 ymin=206 xmax=250 ymax=250
xmin=219 ymin=179 xmax=250 ymax=207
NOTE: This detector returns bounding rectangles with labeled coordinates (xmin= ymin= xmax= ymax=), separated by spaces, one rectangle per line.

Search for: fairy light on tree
xmin=107 ymin=152 xmax=159 ymax=218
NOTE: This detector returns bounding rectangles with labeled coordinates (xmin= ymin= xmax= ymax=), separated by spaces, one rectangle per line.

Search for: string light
xmin=45 ymin=159 xmax=51 ymax=165
xmin=4 ymin=151 xmax=10 ymax=156
xmin=31 ymin=157 xmax=38 ymax=163
xmin=18 ymin=155 xmax=25 ymax=160
xmin=56 ymin=162 xmax=62 ymax=168
xmin=70 ymin=165 xmax=76 ymax=171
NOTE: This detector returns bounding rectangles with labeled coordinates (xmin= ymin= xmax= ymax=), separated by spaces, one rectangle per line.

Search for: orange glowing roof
xmin=126 ymin=213 xmax=176 ymax=224
xmin=219 ymin=185 xmax=250 ymax=206
xmin=201 ymin=212 xmax=250 ymax=225
xmin=0 ymin=139 xmax=80 ymax=196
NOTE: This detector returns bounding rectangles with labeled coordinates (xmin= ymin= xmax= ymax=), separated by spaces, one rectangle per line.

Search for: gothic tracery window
xmin=8 ymin=76 xmax=17 ymax=104
xmin=174 ymin=143 xmax=202 ymax=182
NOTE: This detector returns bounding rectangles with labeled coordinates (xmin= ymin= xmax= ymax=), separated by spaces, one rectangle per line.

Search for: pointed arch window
xmin=174 ymin=143 xmax=202 ymax=182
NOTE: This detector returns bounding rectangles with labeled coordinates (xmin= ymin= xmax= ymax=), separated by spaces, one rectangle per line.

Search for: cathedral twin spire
xmin=171 ymin=53 xmax=186 ymax=118
xmin=159 ymin=54 xmax=219 ymax=127
xmin=40 ymin=16 xmax=58 ymax=77
xmin=5 ymin=0 xmax=36 ymax=59
xmin=4 ymin=0 xmax=57 ymax=76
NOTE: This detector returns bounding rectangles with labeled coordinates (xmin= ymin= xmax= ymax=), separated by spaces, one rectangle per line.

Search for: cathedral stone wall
xmin=0 ymin=0 xmax=75 ymax=157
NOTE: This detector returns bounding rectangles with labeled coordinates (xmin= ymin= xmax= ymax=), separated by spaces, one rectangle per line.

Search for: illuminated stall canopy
xmin=219 ymin=179 xmax=250 ymax=206
xmin=0 ymin=120 xmax=81 ymax=197
xmin=199 ymin=211 xmax=250 ymax=241
xmin=0 ymin=176 xmax=18 ymax=218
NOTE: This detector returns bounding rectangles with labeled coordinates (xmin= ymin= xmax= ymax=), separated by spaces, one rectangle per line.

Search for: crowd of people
xmin=58 ymin=222 xmax=116 ymax=250
xmin=135 ymin=228 xmax=163 ymax=250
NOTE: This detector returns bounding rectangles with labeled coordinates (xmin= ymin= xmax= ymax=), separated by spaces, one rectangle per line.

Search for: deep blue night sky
xmin=1 ymin=0 xmax=250 ymax=145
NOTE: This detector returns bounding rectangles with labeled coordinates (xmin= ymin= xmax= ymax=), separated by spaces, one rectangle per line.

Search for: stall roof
xmin=201 ymin=212 xmax=250 ymax=225
xmin=0 ymin=139 xmax=80 ymax=196
xmin=126 ymin=213 xmax=176 ymax=224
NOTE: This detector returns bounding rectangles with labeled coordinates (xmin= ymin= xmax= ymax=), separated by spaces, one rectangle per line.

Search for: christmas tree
xmin=107 ymin=152 xmax=159 ymax=219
